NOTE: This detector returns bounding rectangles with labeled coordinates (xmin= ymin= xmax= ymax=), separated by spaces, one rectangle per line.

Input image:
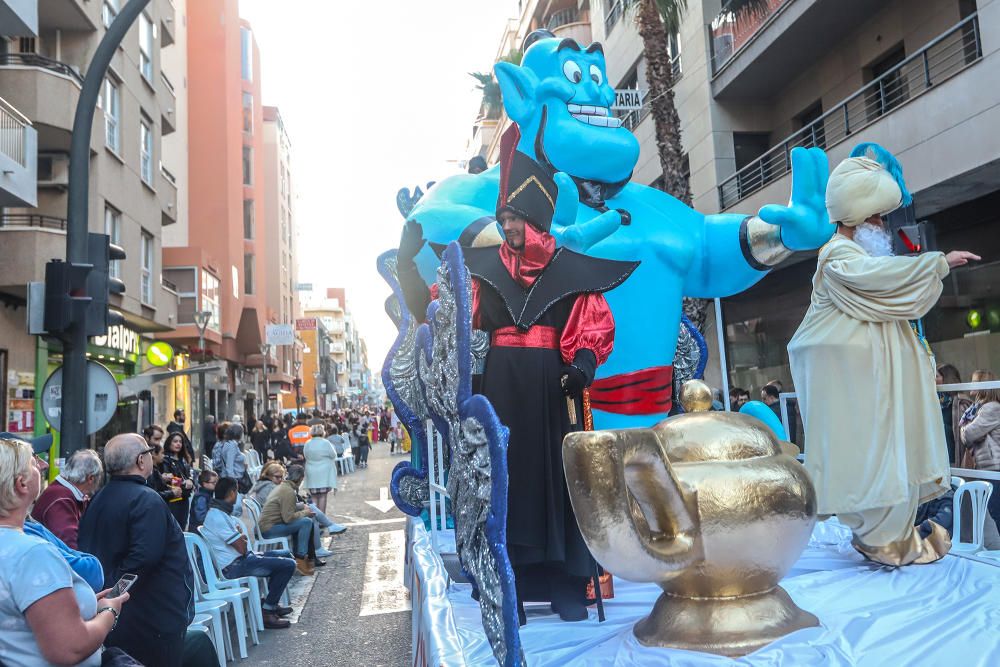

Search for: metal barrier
xmin=0 ymin=52 xmax=85 ymax=85
xmin=717 ymin=14 xmax=983 ymax=210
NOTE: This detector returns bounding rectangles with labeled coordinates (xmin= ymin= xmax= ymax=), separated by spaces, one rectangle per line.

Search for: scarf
xmin=210 ymin=498 xmax=236 ymax=515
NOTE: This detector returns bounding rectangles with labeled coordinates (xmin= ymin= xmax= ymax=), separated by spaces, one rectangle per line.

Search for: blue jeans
xmin=223 ymin=551 xmax=295 ymax=609
xmin=307 ymin=503 xmax=346 ymax=549
xmin=262 ymin=517 xmax=314 ymax=558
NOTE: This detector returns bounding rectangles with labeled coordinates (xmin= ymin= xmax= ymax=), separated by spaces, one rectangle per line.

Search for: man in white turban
xmin=788 ymin=143 xmax=979 ymax=566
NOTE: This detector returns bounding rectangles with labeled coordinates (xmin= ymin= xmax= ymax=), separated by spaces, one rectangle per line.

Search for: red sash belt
xmin=491 ymin=325 xmax=560 ymax=350
xmin=589 ymin=366 xmax=673 ymax=415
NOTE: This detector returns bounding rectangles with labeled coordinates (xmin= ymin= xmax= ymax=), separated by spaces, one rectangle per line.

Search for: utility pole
xmin=61 ymin=0 xmax=152 ymax=456
xmin=193 ymin=310 xmax=211 ymax=455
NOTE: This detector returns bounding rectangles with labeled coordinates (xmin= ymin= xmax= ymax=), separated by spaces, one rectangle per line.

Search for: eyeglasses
xmin=136 ymin=447 xmax=156 ymax=466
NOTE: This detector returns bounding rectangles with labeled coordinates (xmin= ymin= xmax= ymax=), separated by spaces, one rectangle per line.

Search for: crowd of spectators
xmin=0 ymin=404 xmax=394 ymax=665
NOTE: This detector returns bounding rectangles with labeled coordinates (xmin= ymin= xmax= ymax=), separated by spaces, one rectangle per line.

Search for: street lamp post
xmin=192 ymin=310 xmax=212 ymax=456
xmin=313 ymin=370 xmax=321 ymax=411
xmin=293 ymin=359 xmax=303 ymax=413
xmin=258 ymin=343 xmax=272 ymax=416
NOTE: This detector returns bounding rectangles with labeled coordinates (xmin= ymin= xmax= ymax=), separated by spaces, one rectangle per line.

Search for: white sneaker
xmin=315 ymin=548 xmax=334 ymax=558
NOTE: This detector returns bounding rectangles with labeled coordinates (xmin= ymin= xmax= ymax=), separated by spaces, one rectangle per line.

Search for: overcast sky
xmin=239 ymin=0 xmax=518 ymax=372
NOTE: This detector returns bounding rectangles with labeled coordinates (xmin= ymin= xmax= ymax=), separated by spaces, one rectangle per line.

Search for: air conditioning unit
xmin=37 ymin=153 xmax=69 ymax=188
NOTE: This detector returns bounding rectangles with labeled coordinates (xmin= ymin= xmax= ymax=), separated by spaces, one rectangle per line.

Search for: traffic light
xmin=84 ymin=232 xmax=126 ymax=337
xmin=43 ymin=260 xmax=93 ymax=337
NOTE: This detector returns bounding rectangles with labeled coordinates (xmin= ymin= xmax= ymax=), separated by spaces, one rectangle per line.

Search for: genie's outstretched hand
xmin=758 ymin=147 xmax=834 ymax=251
xmin=550 ymin=172 xmax=626 ymax=253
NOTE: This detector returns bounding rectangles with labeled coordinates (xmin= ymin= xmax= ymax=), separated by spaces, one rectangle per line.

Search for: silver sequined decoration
xmin=673 ymin=320 xmax=701 ymax=387
xmin=419 ymin=256 xmax=521 ymax=666
xmin=385 ymin=255 xmax=430 ymax=510
xmin=471 ymin=329 xmax=490 ymax=376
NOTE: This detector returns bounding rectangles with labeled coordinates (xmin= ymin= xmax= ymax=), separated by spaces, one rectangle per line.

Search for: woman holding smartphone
xmin=0 ymin=435 xmax=131 ymax=666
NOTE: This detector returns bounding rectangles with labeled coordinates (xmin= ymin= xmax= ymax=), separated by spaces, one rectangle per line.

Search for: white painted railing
xmin=0 ymin=96 xmax=30 ymax=167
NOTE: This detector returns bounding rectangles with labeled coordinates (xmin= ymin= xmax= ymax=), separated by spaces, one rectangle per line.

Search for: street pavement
xmin=247 ymin=442 xmax=412 ymax=666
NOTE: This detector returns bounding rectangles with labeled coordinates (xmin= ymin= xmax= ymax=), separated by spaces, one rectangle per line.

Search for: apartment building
xmin=261 ymin=105 xmax=298 ymax=405
xmin=298 ymin=312 xmax=336 ymax=412
xmin=477 ymin=0 xmax=1000 ymax=402
xmin=0 ymin=0 xmax=180 ymax=440
xmin=161 ymin=0 xmax=267 ymax=431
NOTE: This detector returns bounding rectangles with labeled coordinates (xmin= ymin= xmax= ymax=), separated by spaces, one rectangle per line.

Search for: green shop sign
xmin=89 ymin=324 xmax=141 ymax=364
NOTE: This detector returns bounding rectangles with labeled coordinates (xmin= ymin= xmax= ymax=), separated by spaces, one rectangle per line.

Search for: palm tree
xmin=470 ymin=49 xmax=523 ymax=121
xmin=633 ymin=0 xmax=770 ymax=333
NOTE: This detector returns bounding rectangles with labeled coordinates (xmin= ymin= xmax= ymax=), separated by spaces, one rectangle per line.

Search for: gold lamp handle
xmin=563 ymin=429 xmax=703 ymax=583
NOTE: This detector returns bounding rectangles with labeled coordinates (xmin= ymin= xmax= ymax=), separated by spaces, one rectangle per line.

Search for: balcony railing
xmin=0 ymin=97 xmax=30 ymax=167
xmin=717 ymin=14 xmax=983 ymax=210
xmin=604 ymin=0 xmax=637 ymax=35
xmin=709 ymin=0 xmax=790 ymax=75
xmin=0 ymin=53 xmax=84 ymax=86
xmin=546 ymin=7 xmax=579 ymax=31
xmin=0 ymin=214 xmax=67 ymax=231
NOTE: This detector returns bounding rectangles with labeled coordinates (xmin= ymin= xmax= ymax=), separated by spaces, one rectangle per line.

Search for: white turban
xmin=826 ymin=156 xmax=903 ymax=227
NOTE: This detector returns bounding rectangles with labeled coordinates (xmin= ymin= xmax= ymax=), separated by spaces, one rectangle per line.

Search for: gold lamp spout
xmin=562 ymin=429 xmax=704 ymax=582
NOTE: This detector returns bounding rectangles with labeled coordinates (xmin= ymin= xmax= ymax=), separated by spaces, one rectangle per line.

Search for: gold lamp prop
xmin=562 ymin=380 xmax=819 ymax=657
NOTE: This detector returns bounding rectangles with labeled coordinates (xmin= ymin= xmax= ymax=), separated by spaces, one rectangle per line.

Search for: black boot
xmin=549 ymin=573 xmax=588 ymax=622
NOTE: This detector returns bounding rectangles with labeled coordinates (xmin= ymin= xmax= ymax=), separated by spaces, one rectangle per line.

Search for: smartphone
xmin=108 ymin=573 xmax=138 ymax=597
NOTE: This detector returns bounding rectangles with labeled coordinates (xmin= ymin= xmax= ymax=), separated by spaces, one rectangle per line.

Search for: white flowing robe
xmin=788 ymin=236 xmax=951 ymax=516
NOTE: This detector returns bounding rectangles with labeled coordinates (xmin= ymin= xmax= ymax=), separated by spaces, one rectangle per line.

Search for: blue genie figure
xmin=405 ymin=30 xmax=834 ymax=430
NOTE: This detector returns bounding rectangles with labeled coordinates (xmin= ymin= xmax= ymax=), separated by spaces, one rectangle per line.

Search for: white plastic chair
xmin=952 ymin=480 xmax=993 ymax=554
xmin=192 ymin=597 xmax=229 ymax=667
xmin=337 ymin=449 xmax=355 ymax=474
xmin=952 ymin=476 xmax=966 ymax=488
xmin=187 ymin=614 xmax=227 ymax=667
xmin=195 ymin=526 xmax=266 ymax=633
xmin=184 ymin=532 xmax=260 ymax=658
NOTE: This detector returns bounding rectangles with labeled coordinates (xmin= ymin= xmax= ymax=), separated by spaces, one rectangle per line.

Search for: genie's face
xmin=495 ymin=38 xmax=640 ymax=183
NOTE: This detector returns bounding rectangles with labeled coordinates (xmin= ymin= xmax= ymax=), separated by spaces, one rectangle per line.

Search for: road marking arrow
xmin=365 ymin=486 xmax=397 ymax=513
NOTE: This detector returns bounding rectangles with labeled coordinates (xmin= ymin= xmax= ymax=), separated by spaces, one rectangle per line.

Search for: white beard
xmin=853 ymin=223 xmax=894 ymax=257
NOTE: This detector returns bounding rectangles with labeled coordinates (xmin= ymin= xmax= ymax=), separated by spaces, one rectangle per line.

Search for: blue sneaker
xmin=329 ymin=523 xmax=348 ymax=535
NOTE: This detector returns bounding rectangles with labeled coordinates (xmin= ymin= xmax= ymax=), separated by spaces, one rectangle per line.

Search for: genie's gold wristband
xmin=739 ymin=216 xmax=793 ymax=270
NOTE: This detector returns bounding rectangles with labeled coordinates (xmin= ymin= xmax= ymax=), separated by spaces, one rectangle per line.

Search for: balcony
xmin=545 ymin=7 xmax=592 ymax=46
xmin=709 ymin=0 xmax=874 ymax=99
xmin=159 ymin=163 xmax=178 ymax=224
xmin=158 ymin=0 xmax=176 ymax=46
xmin=717 ymin=15 xmax=985 ymax=211
xmin=0 ymin=96 xmax=37 ymax=207
xmin=0 ymin=53 xmax=83 ymax=151
xmin=0 ymin=0 xmax=38 ymax=37
xmin=37 ymin=0 xmax=98 ymax=31
xmin=0 ymin=214 xmax=66 ymax=292
xmin=604 ymin=0 xmax=637 ymax=36
xmin=158 ymin=71 xmax=176 ymax=135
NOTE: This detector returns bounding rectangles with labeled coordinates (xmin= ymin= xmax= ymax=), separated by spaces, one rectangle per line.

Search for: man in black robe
xmin=398 ymin=135 xmax=636 ymax=623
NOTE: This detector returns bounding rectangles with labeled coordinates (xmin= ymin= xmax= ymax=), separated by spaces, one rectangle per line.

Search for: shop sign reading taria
xmin=91 ymin=324 xmax=141 ymax=360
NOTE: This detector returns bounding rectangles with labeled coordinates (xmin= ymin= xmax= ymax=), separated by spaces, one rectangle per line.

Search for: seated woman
xmin=0 ymin=435 xmax=130 ymax=666
xmin=249 ymin=463 xmax=343 ymax=559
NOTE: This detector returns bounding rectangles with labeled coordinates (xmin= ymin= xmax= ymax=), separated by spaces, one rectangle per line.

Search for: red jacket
xmin=31 ymin=477 xmax=87 ymax=549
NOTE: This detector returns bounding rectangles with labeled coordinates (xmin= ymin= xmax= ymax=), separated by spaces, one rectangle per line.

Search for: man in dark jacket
xmin=79 ymin=433 xmax=195 ymax=667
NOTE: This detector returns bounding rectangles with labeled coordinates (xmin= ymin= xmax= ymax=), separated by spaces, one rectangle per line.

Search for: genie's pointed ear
xmin=495 ymin=61 xmax=539 ymax=124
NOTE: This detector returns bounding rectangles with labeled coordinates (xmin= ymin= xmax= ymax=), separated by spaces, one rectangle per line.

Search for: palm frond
xmin=719 ymin=0 xmax=774 ymax=24
xmin=648 ymin=0 xmax=688 ymax=35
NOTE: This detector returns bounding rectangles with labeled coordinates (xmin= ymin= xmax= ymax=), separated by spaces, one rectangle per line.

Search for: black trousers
xmin=106 ymin=625 xmax=185 ymax=667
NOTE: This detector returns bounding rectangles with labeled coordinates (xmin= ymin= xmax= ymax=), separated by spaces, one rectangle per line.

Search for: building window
xmin=242 ymin=92 xmax=253 ymax=134
xmin=140 ymin=230 xmax=154 ymax=305
xmin=243 ymin=200 xmax=254 ymax=239
xmin=201 ymin=271 xmax=221 ymax=331
xmin=242 ymin=146 xmax=253 ymax=186
xmin=244 ymin=254 xmax=255 ymax=295
xmin=103 ymin=78 xmax=120 ymax=153
xmin=104 ymin=206 xmax=122 ymax=280
xmin=140 ymin=117 xmax=153 ymax=185
xmin=139 ymin=12 xmax=154 ymax=82
xmin=865 ymin=45 xmax=907 ymax=120
xmin=240 ymin=27 xmax=253 ymax=81
xmin=164 ymin=267 xmax=196 ymax=324
xmin=102 ymin=0 xmax=118 ymax=28
xmin=794 ymin=101 xmax=826 ymax=150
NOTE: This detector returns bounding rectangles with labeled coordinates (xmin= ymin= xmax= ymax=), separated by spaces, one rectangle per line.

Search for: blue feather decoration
xmin=849 ymin=142 xmax=912 ymax=206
